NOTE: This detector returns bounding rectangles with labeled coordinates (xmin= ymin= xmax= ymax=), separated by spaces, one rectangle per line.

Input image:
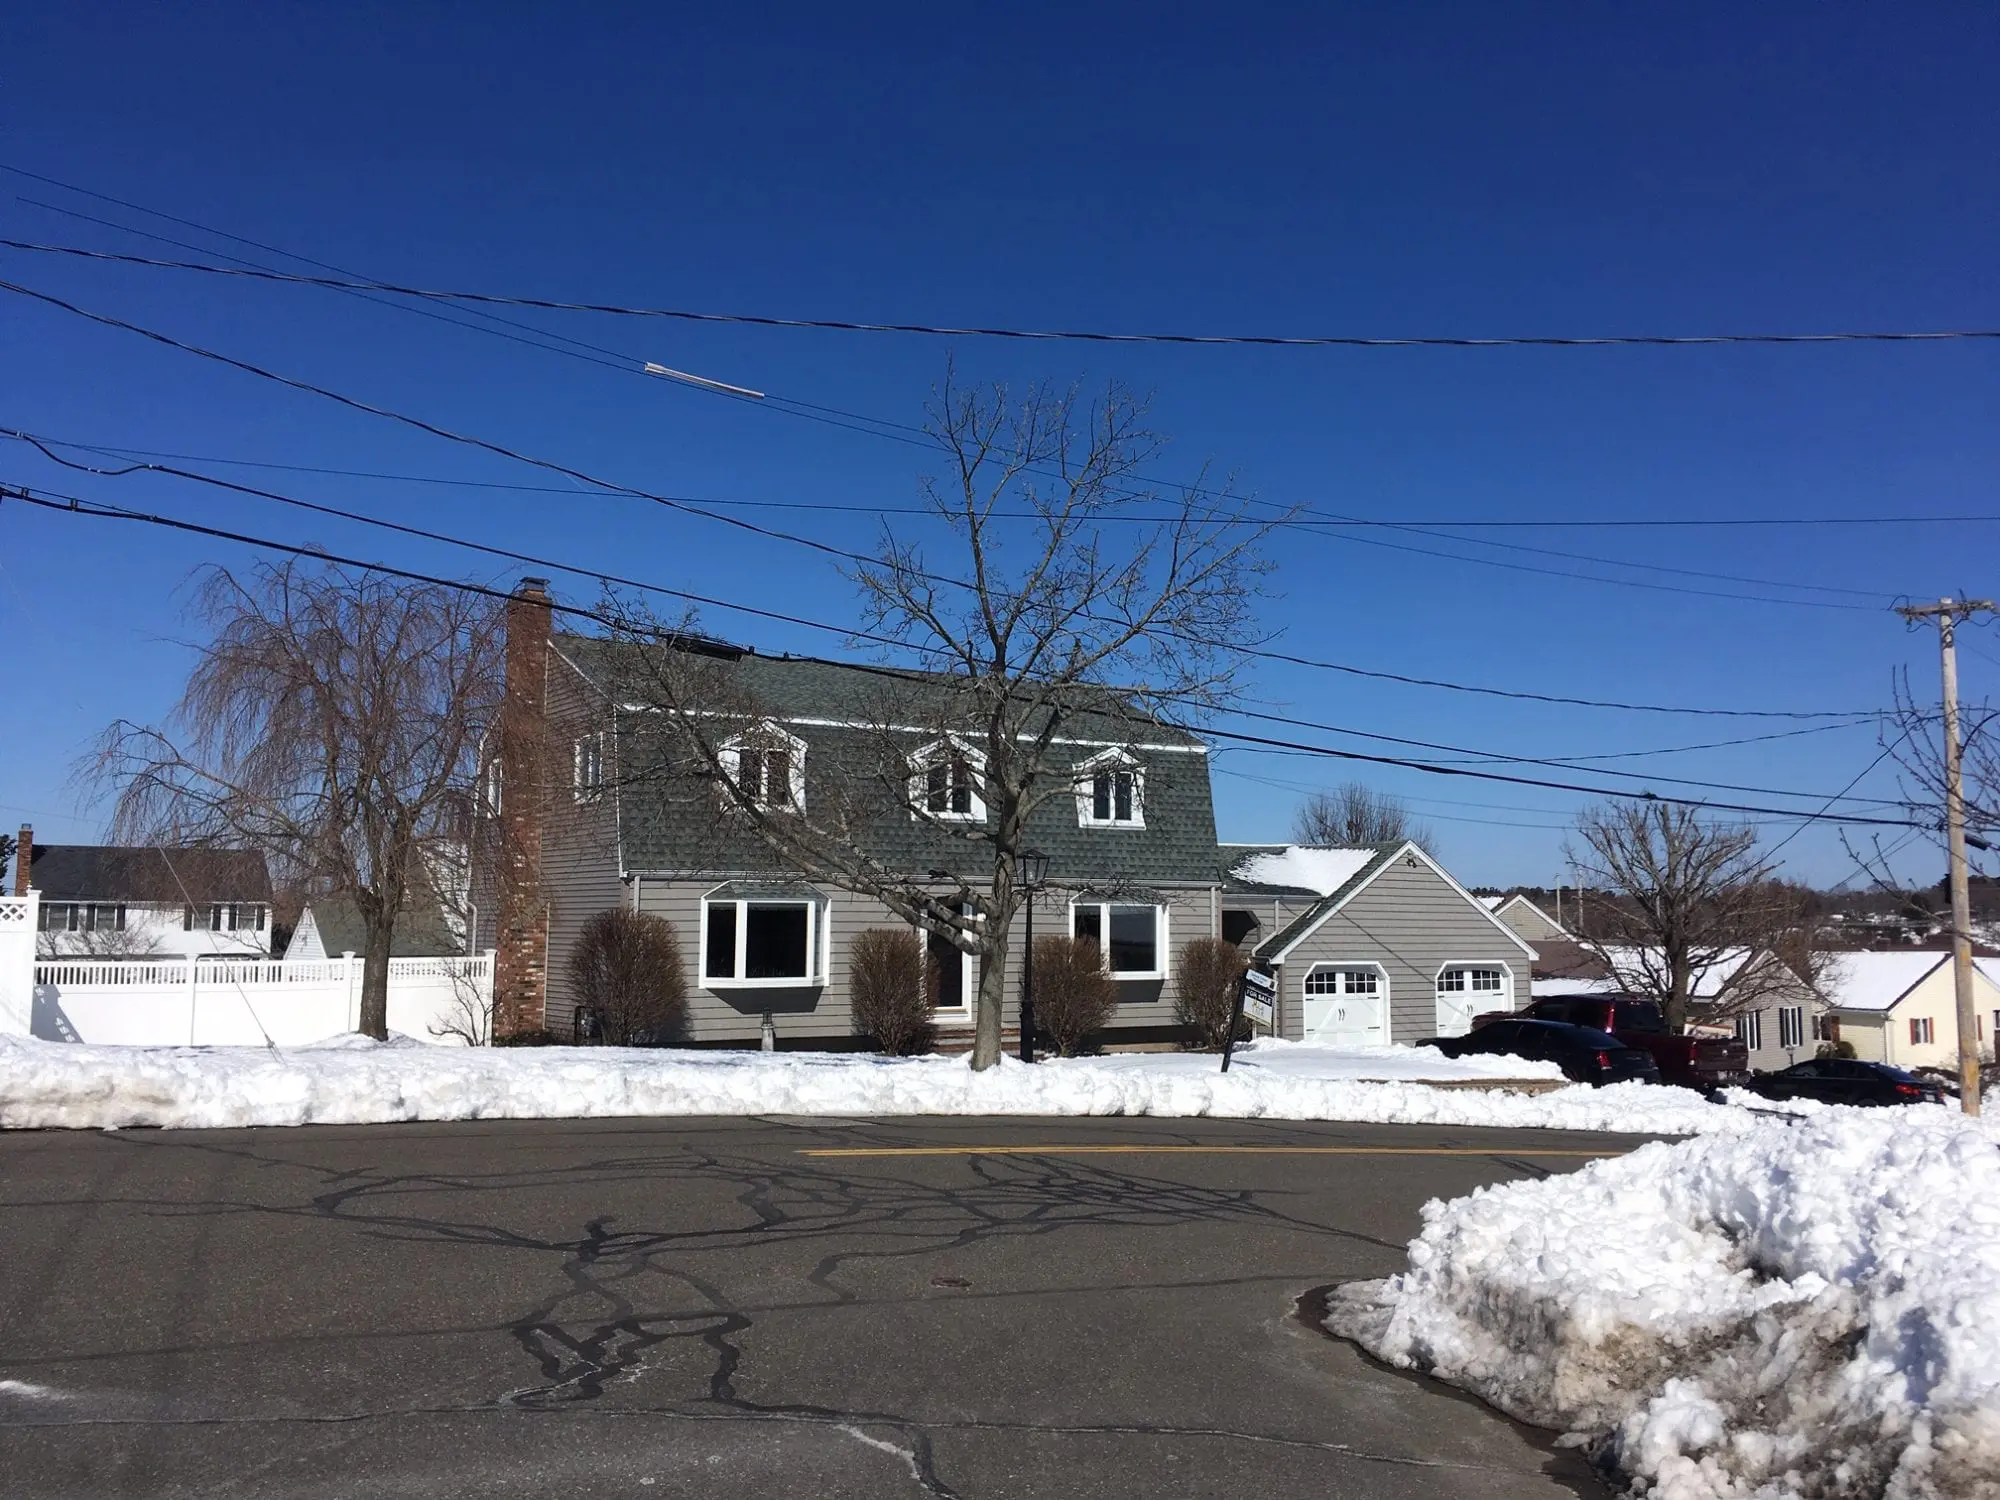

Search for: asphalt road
xmin=0 ymin=1115 xmax=1630 ymax=1498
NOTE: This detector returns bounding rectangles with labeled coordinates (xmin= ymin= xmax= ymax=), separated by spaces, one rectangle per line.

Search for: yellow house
xmin=1821 ymin=951 xmax=2000 ymax=1070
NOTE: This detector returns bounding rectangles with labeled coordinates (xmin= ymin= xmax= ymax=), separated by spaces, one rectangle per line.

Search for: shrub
xmin=850 ymin=928 xmax=935 ymax=1055
xmin=1816 ymin=1039 xmax=1858 ymax=1061
xmin=1032 ymin=935 xmax=1118 ymax=1056
xmin=1174 ymin=937 xmax=1252 ymax=1050
xmin=567 ymin=908 xmax=689 ymax=1046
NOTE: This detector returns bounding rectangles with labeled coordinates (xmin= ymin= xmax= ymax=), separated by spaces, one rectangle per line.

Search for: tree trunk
xmin=358 ymin=912 xmax=396 ymax=1040
xmin=971 ymin=917 xmax=1009 ymax=1070
xmin=1664 ymin=953 xmax=1690 ymax=1036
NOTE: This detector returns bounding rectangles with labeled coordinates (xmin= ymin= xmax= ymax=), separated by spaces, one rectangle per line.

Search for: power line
xmin=13 ymin=433 xmax=1996 ymax=533
xmin=2 ymin=189 xmax=1902 ymax=608
xmin=0 ymin=283 xmax=1881 ymax=720
xmin=1 ymin=439 xmax=1899 ymax=806
xmin=0 ymin=480 xmax=1929 ymax=831
xmin=7 ymin=233 xmax=1999 ymax=351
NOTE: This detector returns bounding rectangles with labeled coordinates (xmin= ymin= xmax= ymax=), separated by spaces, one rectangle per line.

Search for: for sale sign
xmin=1239 ymin=967 xmax=1276 ymax=1028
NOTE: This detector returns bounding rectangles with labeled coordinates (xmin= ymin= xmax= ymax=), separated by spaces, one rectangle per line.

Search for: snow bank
xmin=0 ymin=1032 xmax=1770 ymax=1134
xmin=1327 ymin=1108 xmax=2000 ymax=1499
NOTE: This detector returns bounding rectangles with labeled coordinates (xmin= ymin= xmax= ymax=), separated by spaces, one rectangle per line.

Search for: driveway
xmin=0 ymin=1115 xmax=1621 ymax=1497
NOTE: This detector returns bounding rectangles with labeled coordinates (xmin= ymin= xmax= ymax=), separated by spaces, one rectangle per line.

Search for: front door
xmin=1302 ymin=966 xmax=1387 ymax=1047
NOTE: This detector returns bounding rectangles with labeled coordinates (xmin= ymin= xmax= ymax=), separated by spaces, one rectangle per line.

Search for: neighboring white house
xmin=1532 ymin=944 xmax=1823 ymax=1072
xmin=19 ymin=830 xmax=274 ymax=960
xmin=1820 ymin=950 xmax=2000 ymax=1071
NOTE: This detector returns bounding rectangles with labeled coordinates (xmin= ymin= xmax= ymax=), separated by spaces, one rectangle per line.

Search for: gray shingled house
xmin=481 ymin=584 xmax=1238 ymax=1046
xmin=481 ymin=580 xmax=1535 ymax=1049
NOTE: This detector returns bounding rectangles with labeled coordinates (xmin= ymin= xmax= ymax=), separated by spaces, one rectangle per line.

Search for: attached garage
xmin=1225 ymin=841 xmax=1534 ymax=1045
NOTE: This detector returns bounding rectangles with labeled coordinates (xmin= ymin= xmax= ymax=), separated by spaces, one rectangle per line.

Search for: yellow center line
xmin=797 ymin=1145 xmax=1622 ymax=1158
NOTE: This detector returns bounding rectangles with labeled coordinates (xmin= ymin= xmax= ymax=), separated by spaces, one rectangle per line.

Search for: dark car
xmin=1745 ymin=1058 xmax=1949 ymax=1107
xmin=1422 ymin=1018 xmax=1663 ymax=1087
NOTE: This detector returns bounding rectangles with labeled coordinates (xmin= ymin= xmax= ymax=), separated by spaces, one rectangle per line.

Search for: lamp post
xmin=1017 ymin=849 xmax=1050 ymax=1063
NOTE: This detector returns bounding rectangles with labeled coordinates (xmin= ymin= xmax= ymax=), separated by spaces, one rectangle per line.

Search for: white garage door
xmin=1302 ymin=965 xmax=1387 ymax=1047
xmin=1435 ymin=965 xmax=1509 ymax=1036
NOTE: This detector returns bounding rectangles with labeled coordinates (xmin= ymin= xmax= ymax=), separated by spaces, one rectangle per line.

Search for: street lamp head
xmin=1018 ymin=848 xmax=1050 ymax=892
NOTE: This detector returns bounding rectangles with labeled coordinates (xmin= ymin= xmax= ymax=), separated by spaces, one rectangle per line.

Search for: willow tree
xmin=611 ymin=367 xmax=1274 ymax=1069
xmin=93 ymin=561 xmax=505 ymax=1038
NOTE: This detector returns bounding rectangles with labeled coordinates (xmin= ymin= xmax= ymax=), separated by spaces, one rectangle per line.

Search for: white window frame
xmin=1303 ymin=963 xmax=1388 ymax=1000
xmin=572 ymin=733 xmax=606 ymax=804
xmin=1068 ymin=899 xmax=1168 ymax=980
xmin=1910 ymin=1015 xmax=1935 ymax=1046
xmin=698 ymin=893 xmax=828 ymax=989
xmin=719 ymin=724 xmax=808 ymax=814
xmin=1736 ymin=1011 xmax=1764 ymax=1051
xmin=1777 ymin=1005 xmax=1806 ymax=1051
xmin=1073 ymin=747 xmax=1145 ymax=829
xmin=909 ymin=737 xmax=987 ymax=824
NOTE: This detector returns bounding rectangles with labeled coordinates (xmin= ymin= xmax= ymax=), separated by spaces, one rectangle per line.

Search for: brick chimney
xmin=12 ymin=825 xmax=29 ymax=896
xmin=493 ymin=579 xmax=552 ymax=1038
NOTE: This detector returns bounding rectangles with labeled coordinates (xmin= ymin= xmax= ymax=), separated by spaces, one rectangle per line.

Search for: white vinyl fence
xmin=5 ymin=892 xmax=493 ymax=1047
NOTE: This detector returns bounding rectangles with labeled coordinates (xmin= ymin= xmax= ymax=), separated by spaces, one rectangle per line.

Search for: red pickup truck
xmin=1476 ymin=995 xmax=1751 ymax=1091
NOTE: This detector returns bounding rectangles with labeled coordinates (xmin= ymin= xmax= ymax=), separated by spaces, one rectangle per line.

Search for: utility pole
xmin=1898 ymin=597 xmax=1995 ymax=1116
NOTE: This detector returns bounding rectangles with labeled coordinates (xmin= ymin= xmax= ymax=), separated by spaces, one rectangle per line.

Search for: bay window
xmin=1070 ymin=900 xmax=1166 ymax=979
xmin=701 ymin=893 xmax=825 ymax=986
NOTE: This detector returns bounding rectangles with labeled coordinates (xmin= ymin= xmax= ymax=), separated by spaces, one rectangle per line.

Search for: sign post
xmin=1221 ymin=966 xmax=1276 ymax=1073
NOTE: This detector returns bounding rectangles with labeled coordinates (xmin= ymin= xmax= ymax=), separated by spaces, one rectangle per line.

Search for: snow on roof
xmin=1594 ymin=946 xmax=1760 ymax=998
xmin=1819 ymin=951 xmax=1955 ymax=1012
xmin=1229 ymin=845 xmax=1381 ymax=897
xmin=1478 ymin=895 xmax=1503 ymax=910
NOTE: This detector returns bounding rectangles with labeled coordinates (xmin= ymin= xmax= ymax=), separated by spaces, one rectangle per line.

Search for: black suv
xmin=1422 ymin=1018 xmax=1662 ymax=1087
xmin=1746 ymin=1058 xmax=1948 ymax=1107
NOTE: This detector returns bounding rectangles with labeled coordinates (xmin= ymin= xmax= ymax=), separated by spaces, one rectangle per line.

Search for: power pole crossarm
xmin=1896 ymin=597 xmax=1996 ymax=1117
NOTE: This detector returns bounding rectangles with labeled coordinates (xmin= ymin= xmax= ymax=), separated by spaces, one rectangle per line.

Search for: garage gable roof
xmin=1254 ymin=841 xmax=1538 ymax=965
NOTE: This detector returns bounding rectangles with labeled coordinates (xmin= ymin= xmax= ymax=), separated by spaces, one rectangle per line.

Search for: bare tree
xmin=91 ymin=561 xmax=505 ymax=1039
xmin=1566 ymin=801 xmax=1823 ymax=1033
xmin=608 ymin=367 xmax=1273 ymax=1069
xmin=1293 ymin=783 xmax=1435 ymax=851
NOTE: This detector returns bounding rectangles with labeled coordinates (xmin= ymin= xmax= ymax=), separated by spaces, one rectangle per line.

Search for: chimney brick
xmin=13 ymin=824 xmax=29 ymax=897
xmin=493 ymin=580 xmax=552 ymax=1039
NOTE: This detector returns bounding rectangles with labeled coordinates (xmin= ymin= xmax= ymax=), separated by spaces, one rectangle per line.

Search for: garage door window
xmin=1304 ymin=967 xmax=1379 ymax=997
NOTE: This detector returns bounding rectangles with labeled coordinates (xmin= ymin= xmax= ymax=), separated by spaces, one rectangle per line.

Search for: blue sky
xmin=3 ymin=3 xmax=1997 ymax=889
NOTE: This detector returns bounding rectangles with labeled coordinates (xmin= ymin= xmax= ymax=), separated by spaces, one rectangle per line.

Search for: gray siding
xmin=629 ymin=879 xmax=1220 ymax=1044
xmin=1269 ymin=861 xmax=1529 ymax=1043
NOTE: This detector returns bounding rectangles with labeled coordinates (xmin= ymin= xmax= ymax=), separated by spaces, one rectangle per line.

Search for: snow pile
xmin=1327 ymin=1108 xmax=2000 ymax=1498
xmin=0 ymin=1032 xmax=1778 ymax=1134
xmin=1229 ymin=845 xmax=1379 ymax=896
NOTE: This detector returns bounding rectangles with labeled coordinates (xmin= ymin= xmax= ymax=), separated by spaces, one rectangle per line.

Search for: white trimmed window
xmin=1735 ymin=1011 xmax=1764 ymax=1051
xmin=701 ymin=895 xmax=826 ymax=987
xmin=1070 ymin=900 xmax=1166 ymax=979
xmin=1074 ymin=748 xmax=1144 ymax=828
xmin=573 ymin=733 xmax=605 ymax=803
xmin=910 ymin=739 xmax=986 ymax=823
xmin=1437 ymin=966 xmax=1506 ymax=997
xmin=1778 ymin=1005 xmax=1806 ymax=1051
xmin=1910 ymin=1016 xmax=1935 ymax=1046
xmin=721 ymin=726 xmax=807 ymax=813
xmin=1304 ymin=966 xmax=1381 ymax=998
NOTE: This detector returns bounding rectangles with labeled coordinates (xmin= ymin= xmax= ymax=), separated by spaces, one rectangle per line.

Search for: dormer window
xmin=1074 ymin=748 xmax=1144 ymax=828
xmin=721 ymin=726 xmax=807 ymax=813
xmin=910 ymin=738 xmax=986 ymax=823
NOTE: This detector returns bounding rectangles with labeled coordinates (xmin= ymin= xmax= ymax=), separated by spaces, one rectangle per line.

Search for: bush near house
xmin=568 ymin=909 xmax=689 ymax=1045
xmin=1033 ymin=936 xmax=1118 ymax=1057
xmin=1175 ymin=936 xmax=1251 ymax=1050
xmin=850 ymin=928 xmax=935 ymax=1055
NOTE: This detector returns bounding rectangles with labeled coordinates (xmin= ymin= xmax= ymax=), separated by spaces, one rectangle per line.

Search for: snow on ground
xmin=1326 ymin=1106 xmax=2000 ymax=1499
xmin=0 ymin=1032 xmax=1779 ymax=1134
